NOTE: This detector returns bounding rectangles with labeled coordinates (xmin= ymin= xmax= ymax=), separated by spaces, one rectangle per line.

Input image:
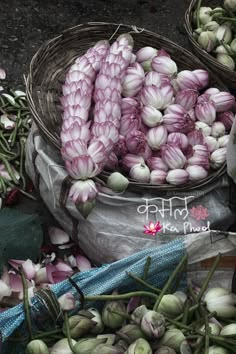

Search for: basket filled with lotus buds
xmin=25 ymin=22 xmax=236 ymax=216
xmin=185 ymin=0 xmax=236 ymax=88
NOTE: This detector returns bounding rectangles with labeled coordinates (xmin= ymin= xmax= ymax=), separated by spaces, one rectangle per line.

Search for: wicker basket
xmin=26 ymin=22 xmax=228 ymax=192
xmin=185 ymin=0 xmax=236 ymax=88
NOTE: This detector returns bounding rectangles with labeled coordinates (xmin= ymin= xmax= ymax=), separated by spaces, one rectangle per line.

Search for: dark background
xmin=0 ymin=0 xmax=191 ymax=88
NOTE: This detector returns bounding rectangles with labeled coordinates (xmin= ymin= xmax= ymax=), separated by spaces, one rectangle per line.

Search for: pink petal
xmin=0 ymin=68 xmax=6 ymax=80
xmin=127 ymin=296 xmax=140 ymax=313
xmin=55 ymin=260 xmax=73 ymax=272
xmin=8 ymin=273 xmax=23 ymax=293
xmin=34 ymin=267 xmax=49 ymax=285
xmin=48 ymin=227 xmax=70 ymax=245
xmin=58 ymin=292 xmax=75 ymax=310
xmin=76 ymin=255 xmax=92 ymax=272
xmin=22 ymin=259 xmax=36 ymax=280
xmin=8 ymin=259 xmax=24 ymax=270
xmin=46 ymin=264 xmax=73 ymax=284
xmin=0 ymin=280 xmax=12 ymax=301
xmin=1 ymin=266 xmax=10 ymax=286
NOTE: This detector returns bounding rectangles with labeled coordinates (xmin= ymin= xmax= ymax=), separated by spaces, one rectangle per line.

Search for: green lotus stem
xmin=181 ymin=298 xmax=192 ymax=324
xmin=0 ymin=178 xmax=7 ymax=195
xmin=126 ymin=271 xmax=161 ymax=294
xmin=0 ymin=154 xmax=19 ymax=184
xmin=188 ymin=282 xmax=201 ymax=321
xmin=18 ymin=189 xmax=37 ymax=201
xmin=64 ymin=312 xmax=77 ymax=354
xmin=0 ymin=139 xmax=15 ymax=157
xmin=19 ymin=266 xmax=33 ymax=341
xmin=20 ymin=137 xmax=26 ymax=189
xmin=190 ymin=311 xmax=217 ymax=328
xmin=201 ymin=305 xmax=209 ymax=354
xmin=10 ymin=115 xmax=19 ymax=148
xmin=153 ymin=254 xmax=188 ymax=312
xmin=143 ymin=256 xmax=152 ymax=280
xmin=34 ymin=329 xmax=63 ymax=339
xmin=196 ymin=0 xmax=203 ymax=28
xmin=175 ymin=303 xmax=199 ymax=321
xmin=194 ymin=338 xmax=204 ymax=354
xmin=108 ymin=308 xmax=132 ymax=320
xmin=0 ymin=131 xmax=12 ymax=152
xmin=84 ymin=291 xmax=158 ymax=302
xmin=196 ymin=253 xmax=221 ymax=302
xmin=218 ymin=16 xmax=236 ymax=21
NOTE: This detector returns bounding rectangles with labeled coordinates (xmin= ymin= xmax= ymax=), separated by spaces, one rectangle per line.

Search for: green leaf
xmin=0 ymin=208 xmax=43 ymax=276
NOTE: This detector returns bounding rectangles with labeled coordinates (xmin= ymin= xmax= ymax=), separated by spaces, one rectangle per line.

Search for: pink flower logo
xmin=144 ymin=221 xmax=162 ymax=236
xmin=190 ymin=205 xmax=209 ymax=221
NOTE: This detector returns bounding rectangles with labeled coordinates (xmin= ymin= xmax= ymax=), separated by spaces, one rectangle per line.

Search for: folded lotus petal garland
xmin=60 ymin=33 xmax=235 ymax=214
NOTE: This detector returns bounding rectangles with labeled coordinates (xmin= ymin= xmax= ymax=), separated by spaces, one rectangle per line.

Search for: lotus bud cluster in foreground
xmin=60 ymin=34 xmax=235 ymax=214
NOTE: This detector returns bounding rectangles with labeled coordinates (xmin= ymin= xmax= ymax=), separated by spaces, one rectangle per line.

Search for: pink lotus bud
xmin=138 ymin=144 xmax=153 ymax=160
xmin=144 ymin=71 xmax=161 ymax=86
xmin=129 ymin=163 xmax=150 ymax=182
xmin=100 ymin=62 xmax=124 ymax=78
xmin=195 ymin=121 xmax=212 ymax=136
xmin=58 ymin=292 xmax=76 ymax=310
xmin=93 ymin=87 xmax=121 ymax=103
xmin=188 ymin=108 xmax=196 ymax=121
xmin=187 ymin=130 xmax=204 ymax=146
xmin=210 ymin=92 xmax=235 ymax=112
xmin=166 ymin=169 xmax=189 ymax=185
xmin=204 ymin=136 xmax=219 ymax=152
xmin=163 ymin=104 xmax=194 ymax=133
xmin=186 ymin=165 xmax=208 ymax=181
xmin=61 ymin=140 xmax=88 ymax=161
xmin=159 ymin=83 xmax=174 ymax=109
xmin=161 ymin=144 xmax=187 ymax=169
xmin=114 ymin=135 xmax=128 ymax=157
xmin=147 ymin=157 xmax=169 ymax=172
xmin=141 ymin=106 xmax=163 ymax=127
xmin=152 ymin=56 xmax=178 ymax=76
xmin=136 ymin=47 xmax=158 ymax=63
xmin=188 ymin=144 xmax=210 ymax=170
xmin=120 ymin=154 xmax=145 ymax=172
xmin=147 ymin=125 xmax=168 ymax=150
xmin=91 ymin=122 xmax=119 ymax=143
xmin=62 ymin=80 xmax=93 ymax=96
xmin=195 ymin=100 xmax=216 ymax=125
xmin=157 ymin=49 xmax=171 ymax=58
xmin=175 ymin=89 xmax=198 ymax=111
xmin=192 ymin=69 xmax=209 ymax=89
xmin=150 ymin=170 xmax=167 ymax=185
xmin=176 ymin=70 xmax=200 ymax=90
xmin=167 ymin=132 xmax=189 ymax=151
xmin=48 ymin=227 xmax=70 ymax=245
xmin=217 ymin=111 xmax=234 ymax=130
xmin=63 ymin=105 xmax=89 ymax=121
xmin=69 ymin=179 xmax=98 ymax=203
xmin=121 ymin=97 xmax=140 ymax=114
xmin=69 ymin=57 xmax=96 ymax=80
xmin=204 ymin=87 xmax=220 ymax=95
xmin=119 ymin=113 xmax=141 ymax=136
xmin=140 ymin=85 xmax=164 ymax=109
xmin=88 ymin=139 xmax=107 ymax=164
xmin=105 ymin=53 xmax=127 ymax=71
xmin=94 ymin=99 xmax=121 ymax=122
xmin=122 ymin=63 xmax=145 ymax=97
xmin=61 ymin=122 xmax=90 ymax=145
xmin=95 ymin=74 xmax=122 ymax=92
xmin=210 ymin=147 xmax=227 ymax=169
xmin=125 ymin=130 xmax=146 ymax=154
xmin=104 ymin=152 xmax=119 ymax=170
xmin=62 ymin=89 xmax=92 ymax=109
xmin=66 ymin=155 xmax=99 ymax=179
xmin=218 ymin=135 xmax=229 ymax=148
xmin=46 ymin=263 xmax=73 ymax=284
xmin=211 ymin=121 xmax=225 ymax=138
xmin=66 ymin=71 xmax=92 ymax=86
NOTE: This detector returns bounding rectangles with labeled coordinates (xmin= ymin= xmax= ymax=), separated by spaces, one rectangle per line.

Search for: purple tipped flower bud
xmin=167 ymin=132 xmax=189 ymax=151
xmin=166 ymin=169 xmax=189 ymax=185
xmin=147 ymin=157 xmax=169 ymax=172
xmin=150 ymin=170 xmax=167 ymax=185
xmin=217 ymin=111 xmax=234 ymax=130
xmin=161 ymin=144 xmax=187 ymax=169
xmin=175 ymin=89 xmax=198 ymax=111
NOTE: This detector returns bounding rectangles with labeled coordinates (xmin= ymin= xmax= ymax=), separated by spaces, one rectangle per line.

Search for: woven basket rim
xmin=26 ymin=21 xmax=229 ymax=192
xmin=184 ymin=0 xmax=236 ymax=76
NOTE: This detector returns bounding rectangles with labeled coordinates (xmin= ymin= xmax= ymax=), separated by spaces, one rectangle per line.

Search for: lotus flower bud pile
xmin=59 ymin=34 xmax=234 ymax=212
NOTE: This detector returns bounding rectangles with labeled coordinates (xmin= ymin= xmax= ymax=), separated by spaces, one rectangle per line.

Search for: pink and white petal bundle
xmin=167 ymin=132 xmax=189 ymax=151
xmin=163 ymin=104 xmax=195 ymax=134
xmin=122 ymin=62 xmax=145 ymax=97
xmin=161 ymin=144 xmax=187 ymax=170
xmin=125 ymin=130 xmax=147 ymax=155
xmin=188 ymin=144 xmax=210 ymax=170
xmin=146 ymin=157 xmax=169 ymax=172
